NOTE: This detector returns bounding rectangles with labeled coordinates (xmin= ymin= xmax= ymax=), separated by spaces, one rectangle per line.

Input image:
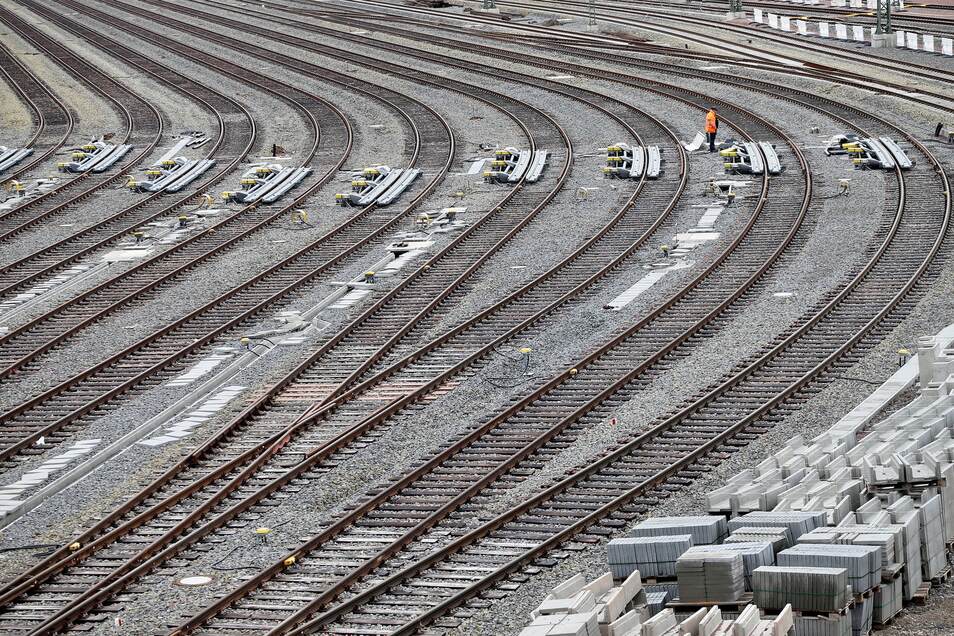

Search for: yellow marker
xmin=519 ymin=347 xmax=532 ymax=354
xmin=569 ymin=368 xmax=578 ymax=375
xmin=69 ymin=542 xmax=81 ymax=551
xmin=284 ymin=556 xmax=296 ymax=566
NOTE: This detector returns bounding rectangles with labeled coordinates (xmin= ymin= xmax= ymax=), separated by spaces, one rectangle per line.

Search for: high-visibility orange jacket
xmin=705 ymin=110 xmax=718 ymax=133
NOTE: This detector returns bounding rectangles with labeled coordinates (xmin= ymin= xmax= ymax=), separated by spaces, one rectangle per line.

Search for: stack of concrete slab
xmin=728 ymin=511 xmax=827 ymax=545
xmin=682 ymin=543 xmax=774 ymax=591
xmin=873 ymin=577 xmax=903 ymax=625
xmin=776 ymin=544 xmax=881 ymax=595
xmin=645 ymin=590 xmax=670 ymax=616
xmin=753 ymin=566 xmax=849 ymax=613
xmin=608 ymin=535 xmax=693 ymax=579
xmin=725 ymin=526 xmax=792 ymax=553
xmin=675 ymin=551 xmax=745 ymax=603
xmin=631 ymin=516 xmax=728 ymax=545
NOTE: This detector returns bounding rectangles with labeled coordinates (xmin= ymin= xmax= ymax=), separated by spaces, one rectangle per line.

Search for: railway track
xmin=157 ymin=16 xmax=951 ymax=636
xmin=0 ymin=5 xmax=162 ymax=243
xmin=0 ymin=1 xmax=253 ymax=298
xmin=146 ymin=5 xmax=946 ymax=634
xmin=0 ymin=40 xmax=73 ymax=182
xmin=1 ymin=2 xmax=948 ymax=635
xmin=0 ymin=0 xmax=339 ymax=380
xmin=0 ymin=12 xmax=816 ymax=636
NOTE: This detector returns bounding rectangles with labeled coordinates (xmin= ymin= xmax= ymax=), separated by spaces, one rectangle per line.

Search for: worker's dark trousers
xmin=707 ymin=132 xmax=717 ymax=152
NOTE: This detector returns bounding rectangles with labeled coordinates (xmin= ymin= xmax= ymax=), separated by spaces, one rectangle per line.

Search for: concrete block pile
xmin=520 ymin=570 xmax=645 ymax=636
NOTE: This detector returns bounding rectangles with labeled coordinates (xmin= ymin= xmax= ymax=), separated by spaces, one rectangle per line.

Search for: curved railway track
xmin=153 ymin=5 xmax=947 ymax=634
xmin=0 ymin=1 xmax=252 ymax=298
xmin=0 ymin=10 xmax=818 ymax=636
xmin=0 ymin=6 xmax=162 ymax=243
xmin=0 ymin=41 xmax=73 ymax=183
xmin=0 ymin=0 xmax=337 ymax=381
xmin=159 ymin=12 xmax=951 ymax=636
xmin=0 ymin=2 xmax=949 ymax=635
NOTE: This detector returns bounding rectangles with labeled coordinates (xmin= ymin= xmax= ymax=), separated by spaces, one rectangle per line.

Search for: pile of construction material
xmin=718 ymin=140 xmax=784 ymax=175
xmin=133 ymin=136 xmax=215 ymax=193
xmin=58 ymin=140 xmax=131 ymax=173
xmin=603 ymin=143 xmax=662 ymax=180
xmin=482 ymin=147 xmax=548 ymax=184
xmin=336 ymin=165 xmax=420 ymax=206
xmin=824 ymin=134 xmax=913 ymax=171
xmin=519 ymin=568 xmax=795 ymax=636
xmin=224 ymin=163 xmax=311 ymax=204
xmin=0 ymin=145 xmax=33 ymax=173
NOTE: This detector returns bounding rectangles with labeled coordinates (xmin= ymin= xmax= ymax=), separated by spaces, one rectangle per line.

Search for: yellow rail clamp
xmin=607 ymin=156 xmax=624 ymax=163
xmin=255 ymin=166 xmax=272 ymax=174
xmin=284 ymin=556 xmax=296 ymax=567
xmin=240 ymin=178 xmax=257 ymax=186
xmin=69 ymin=542 xmax=81 ymax=551
xmin=569 ymin=368 xmax=578 ymax=376
xmin=363 ymin=168 xmax=380 ymax=176
xmin=491 ymin=160 xmax=508 ymax=167
xmin=607 ymin=145 xmax=622 ymax=153
xmin=335 ymin=193 xmax=347 ymax=200
xmin=519 ymin=347 xmax=532 ymax=354
xmin=719 ymin=149 xmax=737 ymax=157
xmin=483 ymin=171 xmax=494 ymax=178
xmin=161 ymin=159 xmax=177 ymax=167
xmin=57 ymin=162 xmax=69 ymax=170
xmin=222 ymin=191 xmax=233 ymax=200
xmin=351 ymin=180 xmax=368 ymax=187
xmin=602 ymin=167 xmax=613 ymax=174
xmin=71 ymin=152 xmax=86 ymax=160
xmin=83 ymin=144 xmax=97 ymax=151
xmin=495 ymin=149 xmax=510 ymax=156
xmin=724 ymin=163 xmax=734 ymax=170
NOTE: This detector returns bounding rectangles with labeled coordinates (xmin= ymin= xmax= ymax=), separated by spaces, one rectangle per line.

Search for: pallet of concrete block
xmin=675 ymin=551 xmax=746 ymax=604
xmin=775 ymin=544 xmax=881 ymax=595
xmin=753 ymin=566 xmax=850 ymax=614
xmin=337 ymin=165 xmax=421 ymax=206
xmin=631 ymin=516 xmax=728 ymax=545
xmin=727 ymin=511 xmax=827 ymax=545
xmin=524 ymin=571 xmax=646 ymax=636
xmin=608 ymin=535 xmax=692 ymax=580
xmin=0 ymin=145 xmax=33 ymax=173
xmin=681 ymin=543 xmax=775 ymax=592
xmin=225 ymin=163 xmax=312 ymax=204
xmin=483 ymin=147 xmax=548 ymax=183
xmin=725 ymin=527 xmax=791 ymax=554
xmin=58 ymin=141 xmax=132 ymax=173
xmin=604 ymin=143 xmax=662 ymax=180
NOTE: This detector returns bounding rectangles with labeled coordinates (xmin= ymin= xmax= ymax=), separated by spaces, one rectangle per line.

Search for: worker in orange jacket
xmin=706 ymin=107 xmax=719 ymax=153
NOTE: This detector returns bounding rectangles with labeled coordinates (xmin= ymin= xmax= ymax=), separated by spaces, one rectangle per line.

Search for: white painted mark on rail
xmin=139 ymin=385 xmax=245 ymax=447
xmin=0 ymin=440 xmax=100 ymax=514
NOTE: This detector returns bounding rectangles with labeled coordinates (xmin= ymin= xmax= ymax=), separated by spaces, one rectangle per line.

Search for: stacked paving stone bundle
xmin=681 ymin=542 xmax=775 ymax=591
xmin=727 ymin=511 xmax=828 ymax=545
xmin=752 ymin=566 xmax=849 ymax=613
xmin=675 ymin=551 xmax=746 ymax=603
xmin=521 ymin=571 xmax=646 ymax=636
xmin=776 ymin=544 xmax=881 ymax=595
xmin=608 ymin=535 xmax=693 ymax=579
xmin=725 ymin=527 xmax=792 ymax=553
xmin=631 ymin=516 xmax=728 ymax=545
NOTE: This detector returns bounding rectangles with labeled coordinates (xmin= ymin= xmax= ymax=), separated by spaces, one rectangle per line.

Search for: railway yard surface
xmin=2 ymin=0 xmax=954 ymax=634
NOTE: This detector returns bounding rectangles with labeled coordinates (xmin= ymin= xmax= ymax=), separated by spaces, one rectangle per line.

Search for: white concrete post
xmin=922 ymin=34 xmax=935 ymax=52
xmin=852 ymin=25 xmax=865 ymax=41
xmin=943 ymin=38 xmax=953 ymax=56
xmin=819 ymin=22 xmax=830 ymax=37
xmin=836 ymin=24 xmax=848 ymax=39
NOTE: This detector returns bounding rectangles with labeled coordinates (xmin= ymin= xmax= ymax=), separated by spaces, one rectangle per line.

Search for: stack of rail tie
xmin=522 ymin=335 xmax=954 ymax=635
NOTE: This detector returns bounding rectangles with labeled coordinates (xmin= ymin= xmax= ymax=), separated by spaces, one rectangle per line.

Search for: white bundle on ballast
xmin=727 ymin=510 xmax=827 ymax=544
